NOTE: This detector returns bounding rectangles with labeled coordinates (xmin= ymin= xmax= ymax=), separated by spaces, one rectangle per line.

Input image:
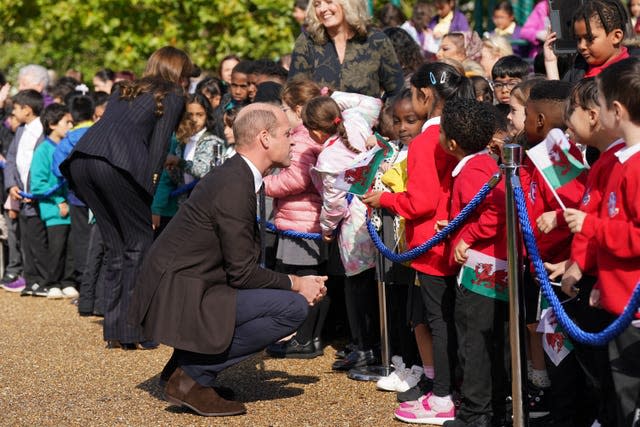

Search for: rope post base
xmin=502 ymin=143 xmax=528 ymax=427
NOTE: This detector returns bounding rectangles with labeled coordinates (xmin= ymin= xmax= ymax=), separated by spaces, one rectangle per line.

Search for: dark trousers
xmin=276 ymin=262 xmax=329 ymax=344
xmin=455 ymin=285 xmax=508 ymax=421
xmin=344 ymin=268 xmax=379 ymax=351
xmin=173 ymin=289 xmax=308 ymax=386
xmin=418 ymin=273 xmax=457 ymax=397
xmin=609 ymin=323 xmax=640 ymax=427
xmin=46 ymin=224 xmax=75 ymax=287
xmin=70 ymin=205 xmax=91 ymax=281
xmin=4 ymin=211 xmax=22 ymax=276
xmin=78 ymin=225 xmax=106 ymax=315
xmin=554 ymin=276 xmax=618 ymax=427
xmin=68 ymin=156 xmax=152 ymax=343
xmin=19 ymin=213 xmax=48 ymax=285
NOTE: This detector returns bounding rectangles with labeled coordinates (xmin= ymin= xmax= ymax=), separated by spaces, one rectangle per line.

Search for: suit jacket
xmin=61 ymin=88 xmax=184 ymax=202
xmin=4 ymin=125 xmax=45 ymax=216
xmin=129 ymin=154 xmax=291 ymax=354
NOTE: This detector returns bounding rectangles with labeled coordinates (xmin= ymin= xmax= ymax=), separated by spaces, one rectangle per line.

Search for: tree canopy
xmin=0 ymin=0 xmax=298 ymax=80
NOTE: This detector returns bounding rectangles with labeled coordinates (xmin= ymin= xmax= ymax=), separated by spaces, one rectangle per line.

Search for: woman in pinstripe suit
xmin=61 ymin=46 xmax=197 ymax=349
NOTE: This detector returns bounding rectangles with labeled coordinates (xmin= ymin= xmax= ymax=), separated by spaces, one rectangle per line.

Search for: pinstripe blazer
xmin=129 ymin=154 xmax=292 ymax=354
xmin=61 ymin=88 xmax=184 ymax=202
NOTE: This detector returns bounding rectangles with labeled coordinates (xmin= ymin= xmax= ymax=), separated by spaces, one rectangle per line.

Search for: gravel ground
xmin=0 ymin=291 xmax=438 ymax=426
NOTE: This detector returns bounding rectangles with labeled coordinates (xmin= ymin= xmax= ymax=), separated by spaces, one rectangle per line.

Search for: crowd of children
xmin=1 ymin=0 xmax=640 ymax=425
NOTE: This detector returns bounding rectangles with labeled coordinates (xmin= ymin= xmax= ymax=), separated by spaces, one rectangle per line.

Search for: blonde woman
xmin=288 ymin=0 xmax=404 ymax=98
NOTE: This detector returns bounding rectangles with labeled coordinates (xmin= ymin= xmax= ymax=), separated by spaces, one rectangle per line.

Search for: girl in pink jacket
xmin=263 ymin=76 xmax=327 ymax=359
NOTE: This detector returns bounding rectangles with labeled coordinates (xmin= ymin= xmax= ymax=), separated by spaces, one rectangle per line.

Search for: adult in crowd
xmin=129 ymin=103 xmax=328 ymax=417
xmin=60 ymin=46 xmax=197 ymax=349
xmin=17 ymin=64 xmax=54 ymax=106
xmin=288 ymin=0 xmax=404 ymax=98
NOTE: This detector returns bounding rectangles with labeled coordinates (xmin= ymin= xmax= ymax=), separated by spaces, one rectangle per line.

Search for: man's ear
xmin=536 ymin=112 xmax=545 ymax=132
xmin=447 ymin=138 xmax=458 ymax=152
xmin=612 ymin=100 xmax=625 ymax=124
xmin=609 ymin=28 xmax=624 ymax=46
xmin=258 ymin=129 xmax=270 ymax=148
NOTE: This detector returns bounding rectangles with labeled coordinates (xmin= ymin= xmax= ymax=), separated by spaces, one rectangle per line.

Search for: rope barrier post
xmin=349 ymin=214 xmax=392 ymax=381
xmin=502 ymin=143 xmax=528 ymax=427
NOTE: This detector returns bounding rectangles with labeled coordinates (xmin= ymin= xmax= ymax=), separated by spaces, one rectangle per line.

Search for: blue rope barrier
xmin=19 ymin=181 xmax=65 ymax=200
xmin=368 ymin=173 xmax=502 ymax=263
xmin=257 ymin=216 xmax=322 ymax=240
xmin=513 ymin=184 xmax=640 ymax=346
xmin=170 ymin=179 xmax=199 ymax=198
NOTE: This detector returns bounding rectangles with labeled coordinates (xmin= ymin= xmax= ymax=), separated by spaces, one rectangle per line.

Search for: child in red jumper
xmin=521 ymin=79 xmax=586 ymax=420
xmin=565 ymin=57 xmax=640 ymax=426
xmin=363 ymin=62 xmax=475 ymax=424
xmin=557 ymin=78 xmax=623 ymax=426
xmin=443 ymin=98 xmax=508 ymax=427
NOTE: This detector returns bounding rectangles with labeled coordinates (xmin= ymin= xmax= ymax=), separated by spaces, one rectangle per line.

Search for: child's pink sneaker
xmin=394 ymin=392 xmax=455 ymax=425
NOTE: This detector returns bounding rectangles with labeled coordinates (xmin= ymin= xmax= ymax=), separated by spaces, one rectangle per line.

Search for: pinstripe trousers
xmin=68 ymin=155 xmax=152 ymax=343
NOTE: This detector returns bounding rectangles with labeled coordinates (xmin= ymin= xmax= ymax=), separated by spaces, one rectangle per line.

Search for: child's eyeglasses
xmin=492 ymin=80 xmax=520 ymax=90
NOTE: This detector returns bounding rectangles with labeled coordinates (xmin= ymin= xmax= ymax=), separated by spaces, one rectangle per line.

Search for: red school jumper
xmin=449 ymin=151 xmax=507 ymax=263
xmin=579 ymin=145 xmax=640 ymax=318
xmin=570 ymin=140 xmax=625 ymax=275
xmin=379 ymin=117 xmax=459 ymax=276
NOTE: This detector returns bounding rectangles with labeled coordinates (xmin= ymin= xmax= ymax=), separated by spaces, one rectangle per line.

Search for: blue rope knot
xmin=19 ymin=181 xmax=66 ymax=200
xmin=367 ymin=172 xmax=502 ymax=263
xmin=513 ymin=183 xmax=640 ymax=346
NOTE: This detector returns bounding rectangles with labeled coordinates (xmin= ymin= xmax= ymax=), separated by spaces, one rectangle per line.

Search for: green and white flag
xmin=457 ymin=249 xmax=509 ymax=301
xmin=333 ymin=133 xmax=393 ymax=196
xmin=526 ymin=129 xmax=587 ymax=209
xmin=536 ymin=296 xmax=574 ymax=366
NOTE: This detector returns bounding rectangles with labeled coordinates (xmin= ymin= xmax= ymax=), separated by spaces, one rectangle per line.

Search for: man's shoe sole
xmin=164 ymin=393 xmax=246 ymax=416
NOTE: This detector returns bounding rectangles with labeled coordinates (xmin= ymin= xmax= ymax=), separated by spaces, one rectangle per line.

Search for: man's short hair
xmin=18 ymin=64 xmax=50 ymax=90
xmin=233 ymin=104 xmax=279 ymax=146
xmin=491 ymin=55 xmax=530 ymax=80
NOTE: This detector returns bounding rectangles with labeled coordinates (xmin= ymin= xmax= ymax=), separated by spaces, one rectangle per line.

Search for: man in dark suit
xmin=130 ymin=103 xmax=327 ymax=417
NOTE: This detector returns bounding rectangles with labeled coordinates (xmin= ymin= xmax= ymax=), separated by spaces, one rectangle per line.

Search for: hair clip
xmin=440 ymin=72 xmax=447 ymax=84
xmin=429 ymin=72 xmax=437 ymax=85
xmin=333 ymin=116 xmax=342 ymax=125
xmin=320 ymin=86 xmax=329 ymax=96
xmin=75 ymin=84 xmax=89 ymax=95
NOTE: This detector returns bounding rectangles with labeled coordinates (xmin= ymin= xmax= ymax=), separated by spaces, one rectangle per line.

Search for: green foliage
xmin=0 ymin=0 xmax=297 ymax=81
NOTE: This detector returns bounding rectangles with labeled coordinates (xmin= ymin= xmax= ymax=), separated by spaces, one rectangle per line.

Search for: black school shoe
xmin=331 ymin=349 xmax=376 ymax=371
xmin=20 ymin=282 xmax=47 ymax=297
xmin=396 ymin=374 xmax=434 ymax=402
xmin=265 ymin=338 xmax=322 ymax=359
xmin=443 ymin=414 xmax=492 ymax=427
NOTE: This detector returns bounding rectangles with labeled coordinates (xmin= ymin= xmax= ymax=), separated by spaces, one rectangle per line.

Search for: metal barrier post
xmin=349 ymin=215 xmax=392 ymax=381
xmin=502 ymin=144 xmax=527 ymax=427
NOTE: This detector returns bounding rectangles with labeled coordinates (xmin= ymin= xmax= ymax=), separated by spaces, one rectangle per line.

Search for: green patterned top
xmin=288 ymin=28 xmax=404 ymax=99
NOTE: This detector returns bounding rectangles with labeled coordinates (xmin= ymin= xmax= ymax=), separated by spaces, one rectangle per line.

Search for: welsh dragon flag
xmin=333 ymin=134 xmax=393 ymax=196
xmin=536 ymin=296 xmax=574 ymax=366
xmin=526 ymin=128 xmax=587 ymax=190
xmin=457 ymin=249 xmax=509 ymax=302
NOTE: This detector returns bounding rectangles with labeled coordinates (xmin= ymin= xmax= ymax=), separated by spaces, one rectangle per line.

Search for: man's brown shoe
xmin=164 ymin=368 xmax=246 ymax=416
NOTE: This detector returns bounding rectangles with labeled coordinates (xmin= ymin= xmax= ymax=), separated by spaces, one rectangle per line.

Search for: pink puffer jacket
xmin=264 ymin=123 xmax=322 ymax=233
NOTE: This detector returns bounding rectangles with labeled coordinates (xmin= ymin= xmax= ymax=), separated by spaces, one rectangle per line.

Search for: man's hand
xmin=152 ymin=214 xmax=161 ymax=230
xmin=164 ymin=154 xmax=180 ymax=171
xmin=362 ymin=191 xmax=383 ymax=209
xmin=290 ymin=275 xmax=328 ymax=305
xmin=561 ymin=262 xmax=582 ymax=298
xmin=453 ymin=239 xmax=470 ymax=264
xmin=536 ymin=211 xmax=558 ymax=234
xmin=564 ymin=208 xmax=587 ymax=233
xmin=9 ymin=186 xmax=22 ymax=201
xmin=590 ymin=288 xmax=601 ymax=308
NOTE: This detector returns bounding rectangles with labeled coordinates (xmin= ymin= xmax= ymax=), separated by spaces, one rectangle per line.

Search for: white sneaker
xmin=61 ymin=286 xmax=79 ymax=299
xmin=377 ymin=355 xmax=407 ymax=392
xmin=47 ymin=287 xmax=64 ymax=299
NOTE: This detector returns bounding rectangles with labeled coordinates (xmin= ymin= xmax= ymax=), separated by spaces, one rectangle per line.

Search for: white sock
xmin=423 ymin=365 xmax=435 ymax=379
